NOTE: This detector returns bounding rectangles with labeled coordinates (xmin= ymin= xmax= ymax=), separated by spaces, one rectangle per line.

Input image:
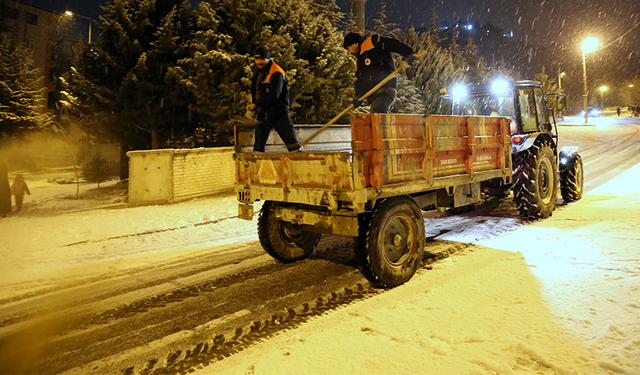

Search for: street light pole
xmin=581 ymin=38 xmax=598 ymax=124
xmin=559 ymin=71 xmax=566 ymax=90
xmin=64 ymin=10 xmax=94 ymax=44
xmin=582 ymin=50 xmax=589 ymax=124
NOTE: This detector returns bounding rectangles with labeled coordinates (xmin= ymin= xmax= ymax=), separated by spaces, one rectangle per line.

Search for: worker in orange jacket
xmin=246 ymin=46 xmax=301 ymax=153
xmin=343 ymin=33 xmax=417 ymax=113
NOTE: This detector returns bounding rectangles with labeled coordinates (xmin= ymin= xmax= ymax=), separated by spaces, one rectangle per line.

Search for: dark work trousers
xmin=253 ymin=111 xmax=301 ymax=152
xmin=368 ymin=87 xmax=397 ymax=113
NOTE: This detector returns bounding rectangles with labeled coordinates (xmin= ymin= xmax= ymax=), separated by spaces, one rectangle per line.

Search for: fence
xmin=127 ymin=147 xmax=235 ymax=207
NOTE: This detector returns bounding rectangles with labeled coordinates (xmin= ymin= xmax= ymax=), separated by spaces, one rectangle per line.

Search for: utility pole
xmin=349 ymin=0 xmax=367 ymax=33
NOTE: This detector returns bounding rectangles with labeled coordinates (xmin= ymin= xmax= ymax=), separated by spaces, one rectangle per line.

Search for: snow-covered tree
xmin=487 ymin=56 xmax=519 ymax=82
xmin=65 ymin=0 xmax=198 ymax=151
xmin=462 ymin=37 xmax=488 ymax=85
xmin=171 ymin=0 xmax=354 ymax=131
xmin=535 ymin=68 xmax=560 ymax=112
xmin=393 ymin=27 xmax=462 ymax=115
xmin=534 ymin=68 xmax=559 ymax=95
xmin=0 ymin=35 xmax=53 ymax=145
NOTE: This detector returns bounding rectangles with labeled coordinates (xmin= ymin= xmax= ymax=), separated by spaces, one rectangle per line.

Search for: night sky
xmin=19 ymin=0 xmax=640 ymax=97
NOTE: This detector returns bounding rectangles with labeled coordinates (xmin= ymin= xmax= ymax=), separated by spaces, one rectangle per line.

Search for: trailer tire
xmin=358 ymin=197 xmax=425 ymax=287
xmin=512 ymin=141 xmax=558 ymax=219
xmin=354 ymin=213 xmax=376 ymax=282
xmin=258 ymin=201 xmax=321 ymax=263
xmin=560 ymin=154 xmax=583 ymax=202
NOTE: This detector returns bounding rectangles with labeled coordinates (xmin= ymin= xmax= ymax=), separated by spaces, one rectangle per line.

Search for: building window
xmin=25 ymin=39 xmax=36 ymax=51
xmin=7 ymin=7 xmax=19 ymax=19
xmin=26 ymin=12 xmax=38 ymax=26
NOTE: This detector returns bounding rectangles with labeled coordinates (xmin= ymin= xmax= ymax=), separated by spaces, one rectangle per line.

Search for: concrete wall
xmin=127 ymin=147 xmax=235 ymax=207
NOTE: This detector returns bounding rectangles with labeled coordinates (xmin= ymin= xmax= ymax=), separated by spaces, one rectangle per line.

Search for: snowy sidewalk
xmin=0 ymin=176 xmax=258 ymax=300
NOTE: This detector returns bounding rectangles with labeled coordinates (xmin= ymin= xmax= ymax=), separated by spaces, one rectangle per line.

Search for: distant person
xmin=343 ymin=32 xmax=417 ymax=113
xmin=246 ymin=45 xmax=301 ymax=153
xmin=0 ymin=161 xmax=11 ymax=217
xmin=617 ymin=107 xmax=621 ymax=117
xmin=10 ymin=174 xmax=31 ymax=211
xmin=489 ymin=100 xmax=501 ymax=116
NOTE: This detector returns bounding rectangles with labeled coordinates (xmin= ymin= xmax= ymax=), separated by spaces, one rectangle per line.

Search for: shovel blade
xmin=231 ymin=115 xmax=261 ymax=126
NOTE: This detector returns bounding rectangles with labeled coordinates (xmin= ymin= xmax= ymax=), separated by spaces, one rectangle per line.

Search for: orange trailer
xmin=235 ymin=113 xmax=511 ymax=286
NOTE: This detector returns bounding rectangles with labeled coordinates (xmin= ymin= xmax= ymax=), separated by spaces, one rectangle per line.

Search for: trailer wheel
xmin=258 ymin=201 xmax=321 ymax=262
xmin=512 ymin=141 xmax=558 ymax=219
xmin=358 ymin=197 xmax=425 ymax=287
xmin=560 ymin=154 xmax=583 ymax=202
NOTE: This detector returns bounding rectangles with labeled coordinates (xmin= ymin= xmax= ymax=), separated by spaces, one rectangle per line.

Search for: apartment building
xmin=2 ymin=1 xmax=118 ymax=171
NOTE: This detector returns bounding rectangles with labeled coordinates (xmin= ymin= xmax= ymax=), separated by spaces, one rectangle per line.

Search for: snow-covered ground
xmin=1 ymin=156 xmax=639 ymax=374
xmin=191 ymin=164 xmax=639 ymax=375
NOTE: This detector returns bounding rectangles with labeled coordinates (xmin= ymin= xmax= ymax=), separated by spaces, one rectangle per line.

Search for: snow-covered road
xmin=0 ymin=119 xmax=639 ymax=374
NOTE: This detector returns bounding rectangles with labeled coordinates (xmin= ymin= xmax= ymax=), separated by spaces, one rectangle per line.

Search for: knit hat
xmin=343 ymin=32 xmax=363 ymax=49
xmin=253 ymin=46 xmax=271 ymax=59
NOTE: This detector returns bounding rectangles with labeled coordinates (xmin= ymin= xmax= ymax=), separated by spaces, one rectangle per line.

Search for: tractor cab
xmin=439 ymin=80 xmax=567 ymax=153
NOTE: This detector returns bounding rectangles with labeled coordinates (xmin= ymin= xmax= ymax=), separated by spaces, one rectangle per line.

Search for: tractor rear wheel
xmin=512 ymin=141 xmax=558 ymax=219
xmin=258 ymin=201 xmax=321 ymax=262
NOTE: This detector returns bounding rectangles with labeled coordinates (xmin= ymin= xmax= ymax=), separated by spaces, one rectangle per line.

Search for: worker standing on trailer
xmin=343 ymin=33 xmax=417 ymax=113
xmin=246 ymin=46 xmax=302 ymax=153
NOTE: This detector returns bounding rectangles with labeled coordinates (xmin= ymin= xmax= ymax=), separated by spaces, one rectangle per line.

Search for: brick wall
xmin=127 ymin=147 xmax=235 ymax=207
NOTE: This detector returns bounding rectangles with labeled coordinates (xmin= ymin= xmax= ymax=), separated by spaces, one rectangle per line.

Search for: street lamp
xmin=64 ymin=10 xmax=94 ymax=44
xmin=599 ymin=86 xmax=607 ymax=109
xmin=581 ymin=37 xmax=598 ymax=124
xmin=558 ymin=71 xmax=566 ymax=90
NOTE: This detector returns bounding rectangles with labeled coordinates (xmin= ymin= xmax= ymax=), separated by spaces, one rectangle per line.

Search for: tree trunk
xmin=151 ymin=124 xmax=160 ymax=149
xmin=0 ymin=161 xmax=12 ymax=216
xmin=119 ymin=140 xmax=129 ymax=181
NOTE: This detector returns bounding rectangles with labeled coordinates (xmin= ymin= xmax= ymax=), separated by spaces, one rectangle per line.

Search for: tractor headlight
xmin=451 ymin=84 xmax=468 ymax=103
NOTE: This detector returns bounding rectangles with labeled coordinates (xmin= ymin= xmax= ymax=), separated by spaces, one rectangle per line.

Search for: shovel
xmin=300 ymin=50 xmax=427 ymax=146
xmin=231 ymin=111 xmax=261 ymax=126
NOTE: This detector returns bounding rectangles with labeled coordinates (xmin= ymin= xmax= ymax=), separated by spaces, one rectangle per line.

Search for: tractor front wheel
xmin=560 ymin=154 xmax=584 ymax=202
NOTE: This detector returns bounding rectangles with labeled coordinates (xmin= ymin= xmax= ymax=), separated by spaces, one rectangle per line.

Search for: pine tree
xmin=488 ymin=56 xmax=519 ymax=82
xmin=173 ymin=0 xmax=354 ymax=129
xmin=448 ymin=36 xmax=464 ymax=71
xmin=534 ymin=68 xmax=558 ymax=95
xmin=65 ymin=0 xmax=198 ymax=151
xmin=0 ymin=35 xmax=53 ymax=145
xmin=395 ymin=28 xmax=462 ymax=114
xmin=535 ymin=68 xmax=559 ymax=111
xmin=462 ymin=37 xmax=488 ymax=85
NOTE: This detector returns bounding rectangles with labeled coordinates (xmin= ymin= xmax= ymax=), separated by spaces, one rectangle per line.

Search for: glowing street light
xmin=599 ymin=86 xmax=607 ymax=109
xmin=63 ymin=10 xmax=94 ymax=44
xmin=581 ymin=37 xmax=598 ymax=124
